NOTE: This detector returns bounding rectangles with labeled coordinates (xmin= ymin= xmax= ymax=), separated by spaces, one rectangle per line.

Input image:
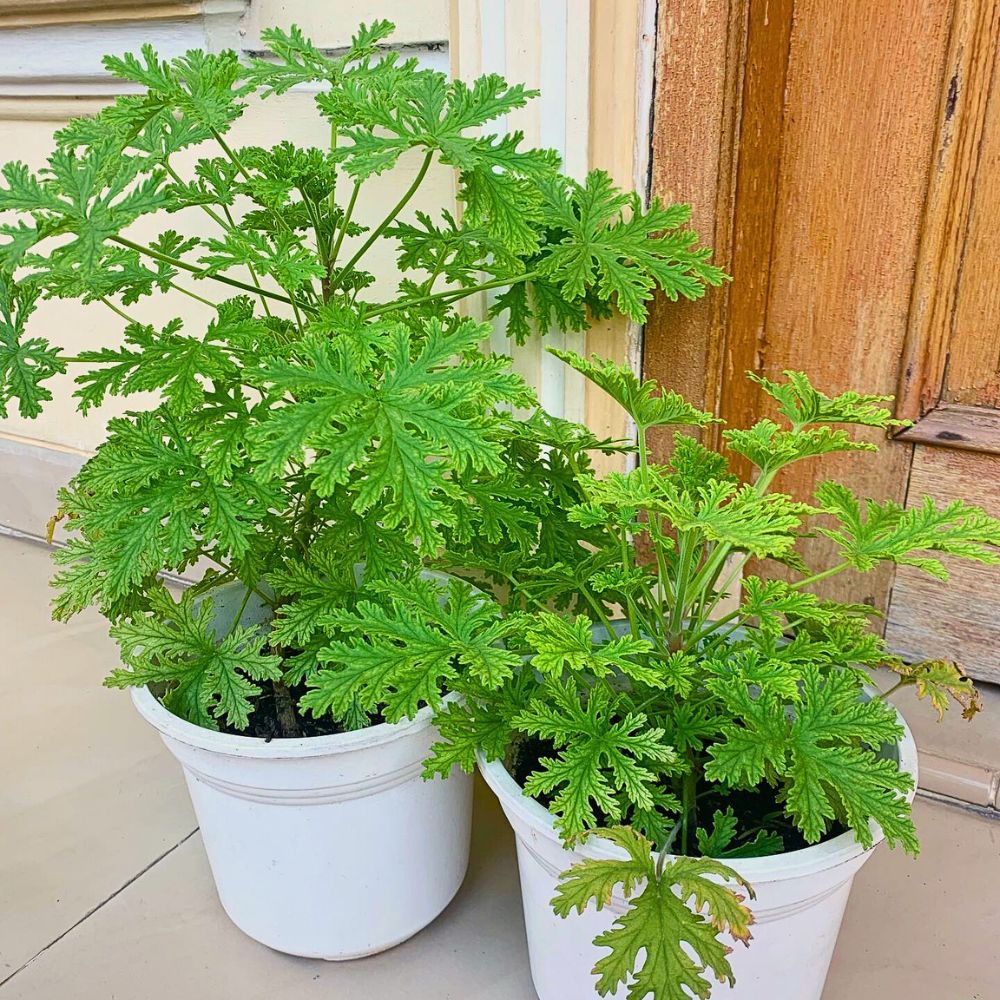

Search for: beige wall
xmin=0 ymin=0 xmax=650 ymax=535
xmin=0 ymin=0 xmax=452 ymax=454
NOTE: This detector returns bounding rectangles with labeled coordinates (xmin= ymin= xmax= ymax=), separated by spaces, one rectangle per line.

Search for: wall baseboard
xmin=0 ymin=433 xmax=86 ymax=542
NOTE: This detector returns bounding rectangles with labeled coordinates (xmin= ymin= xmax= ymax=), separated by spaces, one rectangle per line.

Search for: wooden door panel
xmin=886 ymin=447 xmax=1000 ymax=682
xmin=945 ymin=39 xmax=1000 ymax=407
xmin=644 ymin=0 xmax=1000 ymax=679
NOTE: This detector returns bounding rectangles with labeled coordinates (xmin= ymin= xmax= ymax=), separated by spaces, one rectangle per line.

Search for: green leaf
xmin=724 ymin=419 xmax=878 ymax=477
xmin=252 ymin=317 xmax=531 ymax=552
xmin=103 ymin=46 xmax=248 ymax=136
xmin=695 ymin=807 xmax=784 ymax=859
xmin=706 ymin=666 xmax=917 ymax=853
xmin=106 ymin=587 xmax=283 ymax=730
xmin=536 ymin=170 xmax=727 ymax=321
xmin=247 ymin=21 xmax=396 ymax=97
xmin=552 ymin=827 xmax=754 ymax=1000
xmin=526 ymin=613 xmax=664 ymax=688
xmin=0 ymin=275 xmax=65 ymax=418
xmin=73 ymin=317 xmax=239 ymax=414
xmin=550 ymin=349 xmax=717 ymax=429
xmin=515 ymin=682 xmax=678 ymax=835
xmin=816 ymin=481 xmax=1000 ymax=579
xmin=749 ymin=369 xmax=907 ymax=430
xmin=422 ymin=681 xmax=531 ymax=779
xmin=301 ymin=577 xmax=520 ymax=724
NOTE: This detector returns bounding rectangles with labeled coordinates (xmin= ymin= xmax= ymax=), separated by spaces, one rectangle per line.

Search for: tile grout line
xmin=916 ymin=788 xmax=1000 ymax=822
xmin=0 ymin=827 xmax=199 ymax=990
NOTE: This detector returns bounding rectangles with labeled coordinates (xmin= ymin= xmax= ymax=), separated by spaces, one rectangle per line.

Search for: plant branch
xmin=363 ymin=269 xmax=541 ymax=320
xmin=329 ymin=150 xmax=434 ymax=294
xmin=110 ymin=235 xmax=313 ymax=312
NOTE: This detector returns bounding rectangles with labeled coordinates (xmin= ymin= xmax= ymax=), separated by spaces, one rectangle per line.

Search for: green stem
xmin=211 ymin=127 xmax=253 ymax=183
xmin=683 ymin=607 xmax=745 ymax=653
xmin=581 ymin=587 xmax=618 ymax=640
xmin=669 ymin=531 xmax=696 ymax=637
xmin=788 ymin=561 xmax=851 ymax=591
xmin=696 ymin=551 xmax=750 ymax=626
xmin=199 ymin=552 xmax=275 ymax=608
xmin=225 ymin=584 xmax=256 ymax=639
xmin=363 ymin=269 xmax=542 ymax=320
xmin=876 ymin=678 xmax=912 ymax=701
xmin=171 ymin=282 xmax=217 ymax=309
xmin=111 ymin=235 xmax=312 ymax=312
xmin=220 ymin=204 xmax=273 ymax=319
xmin=98 ymin=296 xmax=138 ymax=325
xmin=680 ymin=767 xmax=697 ymax=857
xmin=329 ymin=180 xmax=361 ymax=267
xmin=330 ymin=150 xmax=434 ymax=295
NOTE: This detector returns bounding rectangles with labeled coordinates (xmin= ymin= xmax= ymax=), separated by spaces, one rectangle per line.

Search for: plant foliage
xmin=2 ymin=21 xmax=992 ymax=1000
xmin=342 ymin=361 xmax=997 ymax=998
xmin=0 ymin=21 xmax=720 ymax=740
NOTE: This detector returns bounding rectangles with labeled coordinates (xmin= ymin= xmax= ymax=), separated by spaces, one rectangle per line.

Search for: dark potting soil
xmin=509 ymin=735 xmax=846 ymax=857
xmin=217 ymin=677 xmax=384 ymax=740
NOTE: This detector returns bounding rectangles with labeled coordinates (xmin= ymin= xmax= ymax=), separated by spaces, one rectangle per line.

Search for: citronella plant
xmin=328 ymin=353 xmax=999 ymax=998
xmin=0 ymin=21 xmax=724 ymax=736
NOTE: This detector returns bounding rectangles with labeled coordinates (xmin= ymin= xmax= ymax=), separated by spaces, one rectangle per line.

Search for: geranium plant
xmin=0 ymin=21 xmax=722 ymax=735
xmin=329 ymin=352 xmax=999 ymax=998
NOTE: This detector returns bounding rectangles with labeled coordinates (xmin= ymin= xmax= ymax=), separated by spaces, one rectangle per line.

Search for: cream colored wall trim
xmin=0 ymin=1 xmax=248 ymax=97
xmin=0 ymin=0 xmax=198 ymax=30
xmin=0 ymin=433 xmax=87 ymax=542
xmin=245 ymin=0 xmax=449 ymax=51
xmin=450 ymin=0 xmax=654 ymax=439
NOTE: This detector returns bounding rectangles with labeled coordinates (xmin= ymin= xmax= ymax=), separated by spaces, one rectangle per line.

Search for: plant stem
xmin=329 ymin=180 xmax=361 ymax=268
xmin=669 ymin=531 xmax=695 ymax=637
xmin=272 ymin=678 xmax=302 ymax=738
xmin=171 ymin=282 xmax=218 ymax=309
xmin=98 ymin=297 xmax=138 ymax=324
xmin=211 ymin=127 xmax=253 ymax=183
xmin=680 ymin=767 xmax=697 ymax=856
xmin=789 ymin=561 xmax=851 ymax=591
xmin=876 ymin=678 xmax=912 ymax=701
xmin=330 ymin=150 xmax=434 ymax=295
xmin=220 ymin=204 xmax=273 ymax=319
xmin=111 ymin=235 xmax=312 ymax=312
xmin=226 ymin=584 xmax=256 ymax=638
xmin=199 ymin=552 xmax=276 ymax=607
xmin=363 ymin=269 xmax=542 ymax=320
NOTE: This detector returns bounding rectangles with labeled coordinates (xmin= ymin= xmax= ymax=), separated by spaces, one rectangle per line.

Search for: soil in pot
xmin=508 ymin=734 xmax=847 ymax=857
xmin=216 ymin=675 xmax=386 ymax=740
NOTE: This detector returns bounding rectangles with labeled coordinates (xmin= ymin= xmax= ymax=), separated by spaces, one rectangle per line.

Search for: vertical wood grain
xmin=895 ymin=0 xmax=1000 ymax=421
xmin=885 ymin=446 xmax=1000 ymax=682
xmin=944 ymin=36 xmax=1000 ymax=407
xmin=644 ymin=0 xmax=749 ymax=436
xmin=721 ymin=0 xmax=951 ymax=609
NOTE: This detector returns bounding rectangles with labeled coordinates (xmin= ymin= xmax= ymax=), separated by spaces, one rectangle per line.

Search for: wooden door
xmin=644 ymin=0 xmax=1000 ymax=681
xmin=887 ymin=4 xmax=1000 ymax=682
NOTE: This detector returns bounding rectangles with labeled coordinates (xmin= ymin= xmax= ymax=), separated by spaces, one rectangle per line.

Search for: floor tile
xmin=0 ymin=537 xmax=195 ymax=982
xmin=823 ymin=797 xmax=1000 ymax=1000
xmin=1 ymin=781 xmax=535 ymax=1000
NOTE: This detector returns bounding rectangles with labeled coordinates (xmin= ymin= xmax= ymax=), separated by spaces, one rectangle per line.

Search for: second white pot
xmin=478 ymin=709 xmax=917 ymax=1000
xmin=131 ymin=585 xmax=473 ymax=960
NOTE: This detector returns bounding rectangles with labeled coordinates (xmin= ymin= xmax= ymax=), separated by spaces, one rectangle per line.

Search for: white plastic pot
xmin=130 ymin=584 xmax=473 ymax=959
xmin=479 ymin=707 xmax=917 ymax=1000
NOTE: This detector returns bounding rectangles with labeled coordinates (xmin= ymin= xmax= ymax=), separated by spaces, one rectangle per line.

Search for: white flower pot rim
xmin=476 ymin=701 xmax=917 ymax=884
xmin=131 ymin=684 xmax=459 ymax=760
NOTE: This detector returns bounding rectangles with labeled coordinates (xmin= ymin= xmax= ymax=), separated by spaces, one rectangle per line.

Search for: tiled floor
xmin=2 ymin=534 xmax=999 ymax=999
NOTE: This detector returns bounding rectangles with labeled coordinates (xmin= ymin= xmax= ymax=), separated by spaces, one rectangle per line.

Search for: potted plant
xmin=0 ymin=22 xmax=724 ymax=959
xmin=330 ymin=352 xmax=998 ymax=997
